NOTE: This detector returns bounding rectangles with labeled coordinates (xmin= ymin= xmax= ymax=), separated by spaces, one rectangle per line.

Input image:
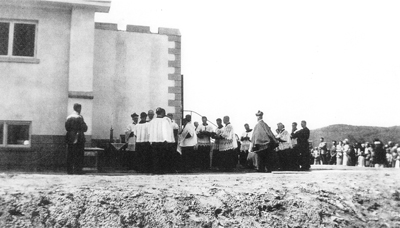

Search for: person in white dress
xmin=395 ymin=146 xmax=400 ymax=168
xmin=357 ymin=143 xmax=366 ymax=167
xmin=342 ymin=139 xmax=351 ymax=166
xmin=336 ymin=141 xmax=343 ymax=165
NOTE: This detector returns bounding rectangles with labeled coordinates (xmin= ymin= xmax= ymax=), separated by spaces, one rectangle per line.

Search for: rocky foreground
xmin=0 ymin=166 xmax=399 ymax=227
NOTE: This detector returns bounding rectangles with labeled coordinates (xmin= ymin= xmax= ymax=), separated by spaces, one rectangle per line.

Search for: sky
xmin=96 ymin=0 xmax=400 ymax=131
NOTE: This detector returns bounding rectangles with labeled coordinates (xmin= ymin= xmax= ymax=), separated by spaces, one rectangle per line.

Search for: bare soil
xmin=0 ymin=166 xmax=399 ymax=227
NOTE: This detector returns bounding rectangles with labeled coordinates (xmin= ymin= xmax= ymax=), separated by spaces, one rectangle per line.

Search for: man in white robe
xmin=240 ymin=123 xmax=253 ymax=168
xmin=219 ymin=116 xmax=237 ymax=171
xmin=134 ymin=112 xmax=150 ymax=172
xmin=275 ymin=123 xmax=291 ymax=170
xmin=125 ymin=113 xmax=138 ymax=151
xmin=125 ymin=113 xmax=138 ymax=170
xmin=196 ymin=116 xmax=214 ymax=169
xmin=179 ymin=115 xmax=197 ymax=172
xmin=148 ymin=107 xmax=175 ymax=173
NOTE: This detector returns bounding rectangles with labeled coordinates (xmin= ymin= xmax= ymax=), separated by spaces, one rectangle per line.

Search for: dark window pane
xmin=12 ymin=23 xmax=35 ymax=57
xmin=0 ymin=123 xmax=3 ymax=145
xmin=0 ymin=22 xmax=10 ymax=55
xmin=7 ymin=124 xmax=30 ymax=145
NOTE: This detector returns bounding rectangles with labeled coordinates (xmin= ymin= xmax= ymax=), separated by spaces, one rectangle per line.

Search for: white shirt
xmin=134 ymin=122 xmax=149 ymax=143
xmin=240 ymin=130 xmax=253 ymax=151
xmin=290 ymin=129 xmax=298 ymax=148
xmin=275 ymin=129 xmax=291 ymax=151
xmin=171 ymin=120 xmax=179 ymax=130
xmin=219 ymin=124 xmax=238 ymax=151
xmin=196 ymin=124 xmax=214 ymax=146
xmin=125 ymin=122 xmax=137 ymax=151
xmin=148 ymin=117 xmax=175 ymax=143
xmin=179 ymin=122 xmax=197 ymax=147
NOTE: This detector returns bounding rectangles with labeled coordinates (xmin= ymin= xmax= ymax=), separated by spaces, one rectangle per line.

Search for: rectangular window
xmin=13 ymin=23 xmax=35 ymax=57
xmin=0 ymin=20 xmax=37 ymax=58
xmin=0 ymin=22 xmax=9 ymax=55
xmin=0 ymin=121 xmax=31 ymax=147
xmin=0 ymin=123 xmax=3 ymax=145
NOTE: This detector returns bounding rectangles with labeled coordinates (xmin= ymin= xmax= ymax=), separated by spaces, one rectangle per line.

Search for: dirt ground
xmin=0 ymin=166 xmax=400 ymax=228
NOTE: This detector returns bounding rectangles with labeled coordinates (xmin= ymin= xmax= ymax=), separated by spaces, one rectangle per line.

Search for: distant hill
xmin=310 ymin=124 xmax=400 ymax=148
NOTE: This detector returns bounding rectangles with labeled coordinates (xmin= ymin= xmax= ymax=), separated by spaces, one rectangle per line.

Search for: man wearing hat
xmin=250 ymin=111 xmax=279 ymax=172
xmin=125 ymin=112 xmax=139 ymax=170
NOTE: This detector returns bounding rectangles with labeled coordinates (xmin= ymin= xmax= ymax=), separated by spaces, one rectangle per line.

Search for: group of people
xmin=238 ymin=111 xmax=312 ymax=172
xmin=313 ymin=138 xmax=400 ymax=168
xmin=124 ymin=109 xmax=238 ymax=173
xmin=65 ymin=103 xmax=315 ymax=174
xmin=122 ymin=109 xmax=313 ymax=173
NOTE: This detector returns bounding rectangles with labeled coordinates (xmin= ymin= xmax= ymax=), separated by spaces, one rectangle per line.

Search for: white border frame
xmin=0 ymin=120 xmax=32 ymax=148
xmin=0 ymin=19 xmax=39 ymax=63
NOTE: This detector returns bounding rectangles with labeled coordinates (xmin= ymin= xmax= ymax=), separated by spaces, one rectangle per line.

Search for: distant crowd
xmin=312 ymin=138 xmax=400 ymax=168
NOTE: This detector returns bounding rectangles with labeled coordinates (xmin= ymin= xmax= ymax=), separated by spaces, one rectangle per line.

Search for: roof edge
xmin=5 ymin=0 xmax=112 ymax=13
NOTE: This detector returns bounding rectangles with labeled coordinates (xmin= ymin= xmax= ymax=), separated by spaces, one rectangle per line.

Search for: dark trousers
xmin=66 ymin=143 xmax=84 ymax=174
xmin=298 ymin=144 xmax=311 ymax=170
xmin=219 ymin=149 xmax=237 ymax=170
xmin=165 ymin=143 xmax=178 ymax=172
xmin=181 ymin=146 xmax=195 ymax=172
xmin=329 ymin=154 xmax=337 ymax=165
xmin=290 ymin=147 xmax=300 ymax=170
xmin=277 ymin=149 xmax=291 ymax=171
xmin=151 ymin=142 xmax=168 ymax=173
xmin=127 ymin=150 xmax=138 ymax=170
xmin=212 ymin=150 xmax=220 ymax=168
xmin=239 ymin=151 xmax=249 ymax=167
xmin=255 ymin=145 xmax=279 ymax=172
xmin=320 ymin=151 xmax=328 ymax=164
xmin=136 ymin=142 xmax=151 ymax=173
xmin=197 ymin=145 xmax=211 ymax=169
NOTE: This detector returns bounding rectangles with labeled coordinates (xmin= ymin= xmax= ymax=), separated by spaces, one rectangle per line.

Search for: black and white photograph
xmin=1 ymin=0 xmax=400 ymax=227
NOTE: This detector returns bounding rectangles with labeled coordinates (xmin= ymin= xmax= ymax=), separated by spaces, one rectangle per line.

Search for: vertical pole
xmin=181 ymin=74 xmax=184 ymax=127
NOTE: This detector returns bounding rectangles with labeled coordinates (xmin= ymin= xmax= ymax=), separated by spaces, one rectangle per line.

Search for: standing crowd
xmin=313 ymin=137 xmax=400 ymax=168
xmin=121 ymin=109 xmax=313 ymax=174
xmin=67 ymin=103 xmax=396 ymax=175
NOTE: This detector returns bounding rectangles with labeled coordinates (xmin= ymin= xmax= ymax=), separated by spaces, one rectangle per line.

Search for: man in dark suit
xmin=291 ymin=120 xmax=310 ymax=171
xmin=65 ymin=103 xmax=88 ymax=174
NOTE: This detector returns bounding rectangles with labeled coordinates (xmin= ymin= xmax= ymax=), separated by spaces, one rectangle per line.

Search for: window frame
xmin=0 ymin=19 xmax=39 ymax=64
xmin=0 ymin=120 xmax=32 ymax=148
